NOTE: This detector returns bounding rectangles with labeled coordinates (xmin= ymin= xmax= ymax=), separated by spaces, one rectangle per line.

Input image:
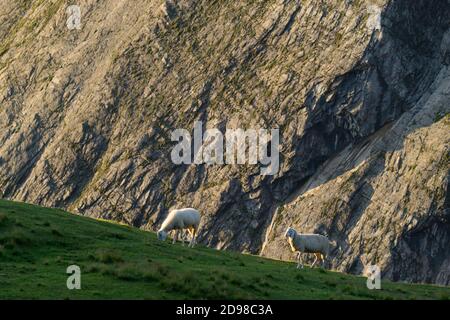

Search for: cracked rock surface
xmin=0 ymin=0 xmax=449 ymax=284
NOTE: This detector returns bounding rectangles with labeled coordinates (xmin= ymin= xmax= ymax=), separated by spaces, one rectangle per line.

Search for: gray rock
xmin=0 ymin=0 xmax=449 ymax=285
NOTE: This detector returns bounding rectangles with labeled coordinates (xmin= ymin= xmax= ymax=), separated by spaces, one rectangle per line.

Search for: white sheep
xmin=284 ymin=227 xmax=330 ymax=269
xmin=157 ymin=208 xmax=201 ymax=247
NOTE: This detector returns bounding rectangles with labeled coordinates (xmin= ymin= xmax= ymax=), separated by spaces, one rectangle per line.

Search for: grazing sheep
xmin=157 ymin=208 xmax=201 ymax=247
xmin=284 ymin=227 xmax=330 ymax=269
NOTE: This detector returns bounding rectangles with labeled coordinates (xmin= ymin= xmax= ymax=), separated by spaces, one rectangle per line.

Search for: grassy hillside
xmin=0 ymin=199 xmax=449 ymax=300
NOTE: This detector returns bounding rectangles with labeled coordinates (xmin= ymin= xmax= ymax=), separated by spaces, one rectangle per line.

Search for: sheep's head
xmin=284 ymin=227 xmax=296 ymax=239
xmin=157 ymin=230 xmax=168 ymax=241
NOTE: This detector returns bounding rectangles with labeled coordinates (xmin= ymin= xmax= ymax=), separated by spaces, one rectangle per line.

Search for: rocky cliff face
xmin=0 ymin=0 xmax=449 ymax=285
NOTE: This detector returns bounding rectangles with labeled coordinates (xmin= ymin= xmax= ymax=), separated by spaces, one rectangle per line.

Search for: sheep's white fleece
xmin=288 ymin=232 xmax=330 ymax=256
xmin=285 ymin=227 xmax=330 ymax=256
xmin=159 ymin=208 xmax=201 ymax=233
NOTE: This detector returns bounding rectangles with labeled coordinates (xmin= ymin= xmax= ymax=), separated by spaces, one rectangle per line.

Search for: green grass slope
xmin=0 ymin=199 xmax=449 ymax=300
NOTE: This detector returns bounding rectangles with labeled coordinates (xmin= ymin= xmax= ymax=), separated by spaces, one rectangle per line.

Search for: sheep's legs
xmin=190 ymin=229 xmax=196 ymax=246
xmin=189 ymin=228 xmax=197 ymax=248
xmin=172 ymin=230 xmax=178 ymax=244
xmin=187 ymin=228 xmax=194 ymax=240
xmin=189 ymin=230 xmax=195 ymax=247
xmin=311 ymin=253 xmax=319 ymax=268
xmin=181 ymin=230 xmax=185 ymax=246
xmin=296 ymin=252 xmax=304 ymax=269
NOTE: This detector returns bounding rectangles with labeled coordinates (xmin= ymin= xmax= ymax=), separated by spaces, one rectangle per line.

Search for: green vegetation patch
xmin=0 ymin=199 xmax=449 ymax=300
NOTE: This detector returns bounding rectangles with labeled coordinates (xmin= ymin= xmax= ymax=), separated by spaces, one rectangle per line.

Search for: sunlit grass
xmin=0 ymin=199 xmax=449 ymax=300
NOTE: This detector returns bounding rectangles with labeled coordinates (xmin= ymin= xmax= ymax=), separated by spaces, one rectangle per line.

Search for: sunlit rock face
xmin=0 ymin=0 xmax=449 ymax=284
